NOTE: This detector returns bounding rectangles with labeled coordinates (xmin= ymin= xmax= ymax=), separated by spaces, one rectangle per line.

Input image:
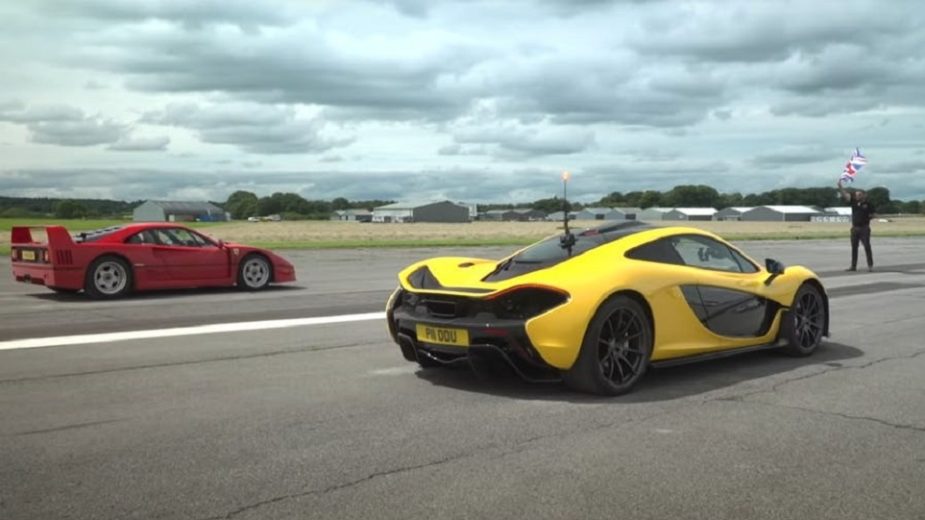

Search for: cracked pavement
xmin=1 ymin=238 xmax=924 ymax=520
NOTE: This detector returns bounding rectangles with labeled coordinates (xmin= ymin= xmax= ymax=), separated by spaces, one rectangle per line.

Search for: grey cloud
xmin=629 ymin=2 xmax=919 ymax=63
xmin=0 ymin=103 xmax=128 ymax=146
xmin=85 ymin=25 xmax=477 ymax=122
xmin=749 ymin=146 xmax=836 ymax=169
xmin=29 ymin=119 xmax=126 ymax=146
xmin=875 ymin=160 xmax=925 ymax=175
xmin=451 ymin=123 xmax=596 ymax=157
xmin=108 ymin=135 xmax=170 ymax=151
xmin=0 ymin=103 xmax=84 ymax=123
xmin=143 ymin=103 xmax=353 ymax=154
xmin=36 ymin=0 xmax=290 ymax=28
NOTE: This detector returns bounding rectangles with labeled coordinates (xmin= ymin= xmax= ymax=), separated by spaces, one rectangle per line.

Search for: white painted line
xmin=0 ymin=312 xmax=386 ymax=351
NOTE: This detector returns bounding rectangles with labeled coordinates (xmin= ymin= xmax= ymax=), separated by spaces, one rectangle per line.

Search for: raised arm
xmin=837 ymin=180 xmax=851 ymax=203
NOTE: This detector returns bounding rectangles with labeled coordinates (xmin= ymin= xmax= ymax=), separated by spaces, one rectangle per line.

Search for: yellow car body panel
xmin=394 ymin=225 xmax=822 ymax=371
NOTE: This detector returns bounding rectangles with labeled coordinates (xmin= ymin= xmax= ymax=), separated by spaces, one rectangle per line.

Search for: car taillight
xmin=485 ymin=286 xmax=569 ymax=320
xmin=43 ymin=250 xmax=49 ymax=263
xmin=11 ymin=248 xmax=18 ymax=261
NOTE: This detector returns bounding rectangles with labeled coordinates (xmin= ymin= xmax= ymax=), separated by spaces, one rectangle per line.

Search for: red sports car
xmin=10 ymin=223 xmax=296 ymax=298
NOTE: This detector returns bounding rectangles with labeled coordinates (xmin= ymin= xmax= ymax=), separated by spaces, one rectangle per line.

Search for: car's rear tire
xmin=238 ymin=254 xmax=272 ymax=291
xmin=781 ymin=283 xmax=826 ymax=356
xmin=564 ymin=295 xmax=653 ymax=396
xmin=84 ymin=255 xmax=132 ymax=299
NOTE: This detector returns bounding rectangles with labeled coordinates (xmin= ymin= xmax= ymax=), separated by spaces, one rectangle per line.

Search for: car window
xmin=728 ymin=247 xmax=759 ymax=274
xmin=126 ymin=230 xmax=158 ymax=245
xmin=625 ymin=238 xmax=685 ymax=265
xmin=158 ymin=228 xmax=210 ymax=247
xmin=483 ymin=221 xmax=653 ymax=282
xmin=669 ymin=235 xmax=745 ymax=273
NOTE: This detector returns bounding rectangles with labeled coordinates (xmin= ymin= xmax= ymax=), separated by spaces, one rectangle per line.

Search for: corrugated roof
xmin=824 ymin=207 xmax=852 ymax=216
xmin=671 ymin=207 xmax=718 ymax=216
xmin=642 ymin=207 xmax=673 ymax=213
xmin=761 ymin=205 xmax=820 ymax=214
xmin=720 ymin=206 xmax=754 ymax=213
xmin=143 ymin=200 xmax=224 ymax=214
xmin=376 ymin=200 xmax=460 ymax=210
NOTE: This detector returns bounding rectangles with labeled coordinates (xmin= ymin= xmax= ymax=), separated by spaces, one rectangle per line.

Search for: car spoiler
xmin=10 ymin=226 xmax=76 ymax=247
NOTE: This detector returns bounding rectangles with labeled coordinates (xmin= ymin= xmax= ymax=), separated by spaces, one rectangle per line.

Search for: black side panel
xmin=683 ymin=285 xmax=776 ymax=338
xmin=680 ymin=285 xmax=708 ymax=321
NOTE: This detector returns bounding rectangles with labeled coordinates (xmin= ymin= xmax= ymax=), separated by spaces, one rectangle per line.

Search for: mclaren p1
xmin=385 ymin=221 xmax=828 ymax=395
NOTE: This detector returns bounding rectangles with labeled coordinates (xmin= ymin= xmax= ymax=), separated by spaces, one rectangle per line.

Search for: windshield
xmin=483 ymin=221 xmax=652 ymax=282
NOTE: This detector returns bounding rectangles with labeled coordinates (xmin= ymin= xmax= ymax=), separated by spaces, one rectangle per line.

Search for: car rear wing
xmin=11 ymin=225 xmax=76 ymax=247
xmin=10 ymin=226 xmax=78 ymax=264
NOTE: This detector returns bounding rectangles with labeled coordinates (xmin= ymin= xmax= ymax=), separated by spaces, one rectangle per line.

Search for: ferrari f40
xmin=10 ymin=224 xmax=295 ymax=298
xmin=386 ymin=222 xmax=828 ymax=395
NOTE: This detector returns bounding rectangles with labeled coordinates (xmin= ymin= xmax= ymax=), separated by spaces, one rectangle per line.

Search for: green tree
xmin=899 ymin=200 xmax=921 ymax=214
xmin=54 ymin=199 xmax=87 ymax=219
xmin=225 ymin=191 xmax=259 ymax=220
xmin=599 ymin=191 xmax=625 ymax=206
xmin=662 ymin=185 xmax=720 ymax=207
xmin=531 ymin=197 xmax=568 ymax=214
xmin=717 ymin=192 xmax=744 ymax=209
xmin=866 ymin=186 xmax=894 ymax=213
xmin=638 ymin=190 xmax=663 ymax=209
xmin=332 ymin=197 xmax=350 ymax=210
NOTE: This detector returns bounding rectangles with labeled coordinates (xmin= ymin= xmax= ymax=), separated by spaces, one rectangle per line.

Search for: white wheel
xmin=85 ymin=256 xmax=132 ymax=299
xmin=238 ymin=255 xmax=271 ymax=290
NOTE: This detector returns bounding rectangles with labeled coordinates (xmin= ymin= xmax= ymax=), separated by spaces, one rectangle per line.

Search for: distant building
xmin=482 ymin=209 xmax=518 ymax=221
xmin=811 ymin=207 xmax=852 ymax=223
xmin=613 ymin=207 xmax=642 ymax=220
xmin=575 ymin=207 xmax=639 ymax=221
xmin=459 ymin=203 xmax=479 ymax=220
xmin=741 ymin=205 xmax=820 ymax=222
xmin=133 ymin=200 xmax=229 ymax=222
xmin=372 ymin=201 xmax=469 ymax=223
xmin=513 ymin=208 xmax=547 ymax=221
xmin=714 ymin=206 xmax=754 ymax=221
xmin=663 ymin=207 xmax=718 ymax=221
xmin=330 ymin=209 xmax=372 ymax=222
xmin=546 ymin=211 xmax=578 ymax=222
xmin=638 ymin=207 xmax=673 ymax=221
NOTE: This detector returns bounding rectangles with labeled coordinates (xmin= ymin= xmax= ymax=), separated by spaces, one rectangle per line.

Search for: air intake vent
xmin=424 ymin=298 xmax=459 ymax=318
xmin=55 ymin=250 xmax=74 ymax=265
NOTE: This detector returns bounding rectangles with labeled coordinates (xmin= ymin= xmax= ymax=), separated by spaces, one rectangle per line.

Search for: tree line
xmin=1 ymin=184 xmax=922 ymax=220
xmin=490 ymin=184 xmax=922 ymax=215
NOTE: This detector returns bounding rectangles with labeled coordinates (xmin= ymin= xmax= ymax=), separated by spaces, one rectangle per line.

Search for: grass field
xmin=2 ymin=217 xmax=925 ymax=255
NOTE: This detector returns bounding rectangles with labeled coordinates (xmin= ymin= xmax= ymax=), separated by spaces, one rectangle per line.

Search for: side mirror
xmin=217 ymin=239 xmax=226 ymax=248
xmin=764 ymin=258 xmax=785 ymax=285
xmin=765 ymin=258 xmax=786 ymax=275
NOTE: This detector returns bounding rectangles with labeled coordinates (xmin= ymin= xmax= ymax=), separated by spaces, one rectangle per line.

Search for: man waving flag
xmin=839 ymin=148 xmax=866 ymax=184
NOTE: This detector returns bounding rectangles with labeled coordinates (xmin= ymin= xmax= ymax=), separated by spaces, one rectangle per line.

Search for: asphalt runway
xmin=1 ymin=238 xmax=925 ymax=519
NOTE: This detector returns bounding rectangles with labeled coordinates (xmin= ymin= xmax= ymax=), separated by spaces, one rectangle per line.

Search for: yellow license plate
xmin=416 ymin=324 xmax=469 ymax=347
xmin=21 ymin=250 xmax=36 ymax=261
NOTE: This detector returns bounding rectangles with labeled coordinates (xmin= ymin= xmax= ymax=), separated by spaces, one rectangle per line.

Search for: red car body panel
xmin=10 ymin=223 xmax=296 ymax=293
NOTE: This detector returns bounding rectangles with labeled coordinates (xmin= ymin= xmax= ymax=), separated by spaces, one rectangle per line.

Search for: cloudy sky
xmin=1 ymin=0 xmax=924 ymax=203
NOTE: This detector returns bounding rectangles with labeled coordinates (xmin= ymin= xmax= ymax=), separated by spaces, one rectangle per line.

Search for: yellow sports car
xmin=386 ymin=221 xmax=829 ymax=395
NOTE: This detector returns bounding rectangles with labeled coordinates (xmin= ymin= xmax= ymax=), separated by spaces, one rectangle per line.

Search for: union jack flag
xmin=839 ymin=148 xmax=866 ymax=184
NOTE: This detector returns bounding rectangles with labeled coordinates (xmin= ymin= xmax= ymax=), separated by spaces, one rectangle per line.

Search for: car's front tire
xmin=781 ymin=283 xmax=826 ymax=356
xmin=564 ymin=295 xmax=653 ymax=396
xmin=238 ymin=254 xmax=272 ymax=291
xmin=84 ymin=255 xmax=132 ymax=299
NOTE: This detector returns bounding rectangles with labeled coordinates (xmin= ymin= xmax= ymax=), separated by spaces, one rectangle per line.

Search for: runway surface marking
xmin=0 ymin=312 xmax=386 ymax=351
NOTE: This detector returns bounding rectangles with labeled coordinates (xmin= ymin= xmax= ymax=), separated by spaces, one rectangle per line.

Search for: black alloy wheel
xmin=565 ymin=295 xmax=653 ymax=396
xmin=782 ymin=284 xmax=825 ymax=356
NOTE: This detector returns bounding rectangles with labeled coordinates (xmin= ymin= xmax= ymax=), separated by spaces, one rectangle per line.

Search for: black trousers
xmin=850 ymin=225 xmax=873 ymax=268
